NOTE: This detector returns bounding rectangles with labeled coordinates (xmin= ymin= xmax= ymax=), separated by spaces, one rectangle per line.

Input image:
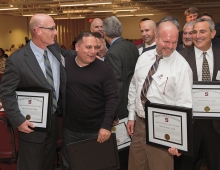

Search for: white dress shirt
xmin=30 ymin=41 xmax=60 ymax=101
xmin=128 ymin=49 xmax=193 ymax=120
xmin=194 ymin=46 xmax=214 ymax=81
xmin=138 ymin=42 xmax=156 ymax=55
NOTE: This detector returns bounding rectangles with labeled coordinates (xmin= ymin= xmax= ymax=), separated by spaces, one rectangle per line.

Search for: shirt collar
xmin=153 ymin=49 xmax=175 ymax=63
xmin=110 ymin=37 xmax=120 ymax=46
xmin=194 ymin=46 xmax=212 ymax=59
xmin=30 ymin=41 xmax=46 ymax=57
xmin=145 ymin=42 xmax=156 ymax=48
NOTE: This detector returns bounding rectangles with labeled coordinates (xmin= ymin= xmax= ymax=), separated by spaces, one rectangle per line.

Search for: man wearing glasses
xmin=0 ymin=14 xmax=75 ymax=170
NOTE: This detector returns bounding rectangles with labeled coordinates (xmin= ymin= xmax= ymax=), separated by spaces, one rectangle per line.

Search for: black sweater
xmin=64 ymin=56 xmax=118 ymax=132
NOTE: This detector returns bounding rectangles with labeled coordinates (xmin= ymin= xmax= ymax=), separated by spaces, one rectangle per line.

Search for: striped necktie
xmin=140 ymin=55 xmax=162 ymax=108
xmin=43 ymin=50 xmax=57 ymax=114
xmin=202 ymin=52 xmax=211 ymax=81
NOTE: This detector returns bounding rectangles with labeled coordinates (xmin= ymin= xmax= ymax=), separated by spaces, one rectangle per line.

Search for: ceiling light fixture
xmin=93 ymin=9 xmax=113 ymax=13
xmin=0 ymin=7 xmax=18 ymax=11
xmin=22 ymin=13 xmax=58 ymax=17
xmin=85 ymin=1 xmax=112 ymax=5
xmin=135 ymin=14 xmax=154 ymax=16
xmin=115 ymin=8 xmax=137 ymax=12
xmin=116 ymin=14 xmax=134 ymax=17
xmin=60 ymin=1 xmax=112 ymax=7
xmin=63 ymin=10 xmax=92 ymax=13
xmin=70 ymin=16 xmax=85 ymax=19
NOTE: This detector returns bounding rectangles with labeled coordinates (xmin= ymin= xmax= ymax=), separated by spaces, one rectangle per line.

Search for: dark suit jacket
xmin=179 ymin=46 xmax=220 ymax=134
xmin=104 ymin=37 xmax=139 ymax=118
xmin=0 ymin=41 xmax=75 ymax=143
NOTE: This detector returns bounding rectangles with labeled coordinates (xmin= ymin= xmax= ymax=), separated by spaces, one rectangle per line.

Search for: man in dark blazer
xmin=103 ymin=16 xmax=139 ymax=170
xmin=0 ymin=14 xmax=75 ymax=170
xmin=179 ymin=18 xmax=220 ymax=170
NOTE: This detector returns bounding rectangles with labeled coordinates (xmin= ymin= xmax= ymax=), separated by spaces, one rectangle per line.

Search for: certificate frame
xmin=67 ymin=133 xmax=120 ymax=170
xmin=15 ymin=88 xmax=52 ymax=132
xmin=145 ymin=102 xmax=193 ymax=156
xmin=112 ymin=117 xmax=131 ymax=150
xmin=193 ymin=81 xmax=220 ymax=119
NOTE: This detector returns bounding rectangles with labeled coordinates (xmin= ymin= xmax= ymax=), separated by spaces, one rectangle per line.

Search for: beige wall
xmin=0 ymin=16 xmax=29 ymax=50
xmin=0 ymin=11 xmax=220 ymax=50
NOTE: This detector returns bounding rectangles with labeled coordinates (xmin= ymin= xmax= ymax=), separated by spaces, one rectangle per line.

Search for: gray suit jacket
xmin=104 ymin=37 xmax=139 ymax=118
xmin=179 ymin=46 xmax=220 ymax=134
xmin=0 ymin=42 xmax=75 ymax=143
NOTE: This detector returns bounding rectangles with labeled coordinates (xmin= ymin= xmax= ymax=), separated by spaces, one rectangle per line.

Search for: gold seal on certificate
xmin=204 ymin=106 xmax=210 ymax=112
xmin=164 ymin=134 xmax=170 ymax=141
xmin=111 ymin=127 xmax=116 ymax=132
xmin=26 ymin=114 xmax=31 ymax=120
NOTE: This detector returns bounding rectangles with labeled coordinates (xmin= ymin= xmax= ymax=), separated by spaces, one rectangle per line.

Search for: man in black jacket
xmin=103 ymin=16 xmax=139 ymax=170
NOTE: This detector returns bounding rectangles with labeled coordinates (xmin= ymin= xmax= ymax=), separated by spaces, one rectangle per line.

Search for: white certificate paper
xmin=193 ymin=83 xmax=220 ymax=118
xmin=112 ymin=117 xmax=131 ymax=150
xmin=16 ymin=91 xmax=50 ymax=129
xmin=148 ymin=107 xmax=188 ymax=152
xmin=153 ymin=112 xmax=182 ymax=145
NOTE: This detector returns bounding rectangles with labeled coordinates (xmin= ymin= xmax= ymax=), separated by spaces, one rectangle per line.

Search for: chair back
xmin=0 ymin=112 xmax=17 ymax=163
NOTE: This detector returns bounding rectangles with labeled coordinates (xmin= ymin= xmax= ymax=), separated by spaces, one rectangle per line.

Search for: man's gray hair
xmin=194 ymin=18 xmax=215 ymax=31
xmin=157 ymin=16 xmax=180 ymax=30
xmin=183 ymin=21 xmax=194 ymax=30
xmin=103 ymin=16 xmax=122 ymax=38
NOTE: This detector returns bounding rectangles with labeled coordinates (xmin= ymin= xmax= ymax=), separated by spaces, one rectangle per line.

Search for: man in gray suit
xmin=0 ymin=14 xmax=74 ymax=170
xmin=103 ymin=16 xmax=139 ymax=170
xmin=179 ymin=18 xmax=220 ymax=170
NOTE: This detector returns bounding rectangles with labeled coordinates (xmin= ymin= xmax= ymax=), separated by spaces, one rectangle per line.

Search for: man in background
xmin=176 ymin=21 xmax=194 ymax=51
xmin=0 ymin=13 xmax=75 ymax=170
xmin=197 ymin=13 xmax=220 ymax=48
xmin=61 ymin=31 xmax=118 ymax=170
xmin=136 ymin=18 xmax=157 ymax=55
xmin=185 ymin=7 xmax=199 ymax=22
xmin=178 ymin=7 xmax=199 ymax=45
xmin=103 ymin=16 xmax=139 ymax=170
xmin=90 ymin=18 xmax=110 ymax=48
xmin=127 ymin=16 xmax=192 ymax=170
xmin=179 ymin=18 xmax=220 ymax=170
xmin=93 ymin=32 xmax=107 ymax=60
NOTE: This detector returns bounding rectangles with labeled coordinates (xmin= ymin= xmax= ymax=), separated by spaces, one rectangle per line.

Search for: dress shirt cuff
xmin=128 ymin=111 xmax=136 ymax=120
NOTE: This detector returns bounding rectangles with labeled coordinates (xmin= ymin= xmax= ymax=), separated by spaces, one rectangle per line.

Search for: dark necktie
xmin=43 ymin=50 xmax=57 ymax=114
xmin=140 ymin=55 xmax=162 ymax=108
xmin=202 ymin=52 xmax=211 ymax=81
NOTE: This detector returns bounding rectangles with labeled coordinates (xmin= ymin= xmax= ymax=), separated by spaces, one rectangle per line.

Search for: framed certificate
xmin=112 ymin=117 xmax=131 ymax=150
xmin=15 ymin=88 xmax=52 ymax=132
xmin=145 ymin=102 xmax=193 ymax=156
xmin=193 ymin=81 xmax=220 ymax=119
xmin=67 ymin=133 xmax=120 ymax=170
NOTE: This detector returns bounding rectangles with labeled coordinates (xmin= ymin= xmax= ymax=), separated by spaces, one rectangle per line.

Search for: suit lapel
xmin=23 ymin=44 xmax=50 ymax=88
xmin=212 ymin=47 xmax=220 ymax=81
xmin=187 ymin=47 xmax=198 ymax=81
xmin=48 ymin=44 xmax=61 ymax=63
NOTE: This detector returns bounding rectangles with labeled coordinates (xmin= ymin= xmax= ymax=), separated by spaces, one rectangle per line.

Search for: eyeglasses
xmin=39 ymin=26 xmax=56 ymax=31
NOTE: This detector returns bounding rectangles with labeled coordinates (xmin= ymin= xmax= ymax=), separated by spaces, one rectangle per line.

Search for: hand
xmin=168 ymin=147 xmax=181 ymax=156
xmin=18 ymin=120 xmax=35 ymax=133
xmin=127 ymin=120 xmax=135 ymax=136
xmin=97 ymin=128 xmax=111 ymax=143
xmin=112 ymin=118 xmax=119 ymax=126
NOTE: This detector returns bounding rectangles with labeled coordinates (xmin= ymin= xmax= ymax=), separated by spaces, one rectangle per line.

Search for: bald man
xmin=90 ymin=18 xmax=104 ymax=36
xmin=0 ymin=14 xmax=75 ymax=170
xmin=90 ymin=18 xmax=110 ymax=48
xmin=136 ymin=18 xmax=157 ymax=55
xmin=127 ymin=16 xmax=192 ymax=170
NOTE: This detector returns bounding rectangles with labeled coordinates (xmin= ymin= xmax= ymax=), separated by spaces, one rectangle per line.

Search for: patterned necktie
xmin=202 ymin=52 xmax=211 ymax=81
xmin=140 ymin=55 xmax=162 ymax=108
xmin=43 ymin=50 xmax=57 ymax=114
